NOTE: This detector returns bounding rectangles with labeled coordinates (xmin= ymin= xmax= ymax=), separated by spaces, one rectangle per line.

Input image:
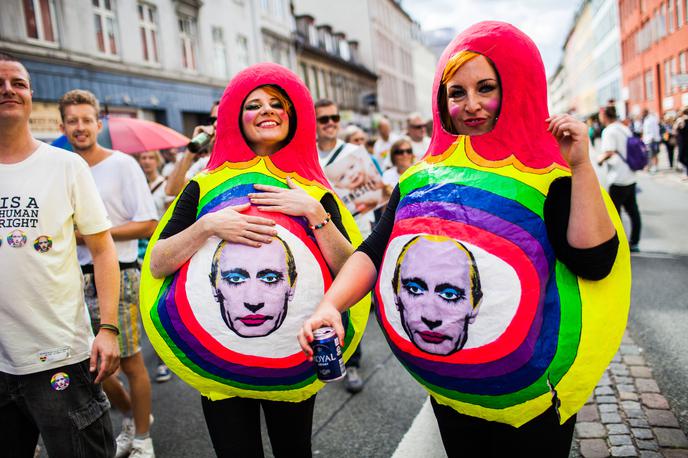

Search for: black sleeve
xmin=355 ymin=185 xmax=400 ymax=270
xmin=544 ymin=177 xmax=619 ymax=280
xmin=320 ymin=193 xmax=350 ymax=243
xmin=159 ymin=181 xmax=200 ymax=239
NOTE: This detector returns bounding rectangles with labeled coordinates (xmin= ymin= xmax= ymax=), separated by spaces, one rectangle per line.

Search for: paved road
xmin=625 ymin=171 xmax=688 ymax=432
xmin=75 ymin=169 xmax=688 ymax=458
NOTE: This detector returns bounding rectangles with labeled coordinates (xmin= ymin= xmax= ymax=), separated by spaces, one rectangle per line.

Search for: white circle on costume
xmin=378 ymin=233 xmax=521 ymax=350
xmin=186 ymin=225 xmax=325 ymax=358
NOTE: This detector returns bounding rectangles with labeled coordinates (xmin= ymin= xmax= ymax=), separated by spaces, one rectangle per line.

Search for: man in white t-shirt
xmin=59 ymin=89 xmax=158 ymax=457
xmin=597 ymin=105 xmax=641 ymax=251
xmin=373 ymin=117 xmax=398 ymax=170
xmin=406 ymin=113 xmax=430 ymax=161
xmin=0 ymin=53 xmax=120 ymax=457
xmin=641 ymin=109 xmax=661 ymax=173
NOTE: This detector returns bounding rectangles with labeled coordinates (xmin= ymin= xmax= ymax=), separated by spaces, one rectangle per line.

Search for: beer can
xmin=311 ymin=327 xmax=346 ymax=382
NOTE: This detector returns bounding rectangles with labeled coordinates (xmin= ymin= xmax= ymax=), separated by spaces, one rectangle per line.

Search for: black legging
xmin=430 ymin=398 xmax=576 ymax=457
xmin=609 ymin=183 xmax=642 ymax=245
xmin=201 ymin=395 xmax=316 ymax=458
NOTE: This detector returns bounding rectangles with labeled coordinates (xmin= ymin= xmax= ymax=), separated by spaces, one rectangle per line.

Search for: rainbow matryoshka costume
xmin=140 ymin=63 xmax=369 ymax=402
xmin=374 ymin=22 xmax=630 ymax=426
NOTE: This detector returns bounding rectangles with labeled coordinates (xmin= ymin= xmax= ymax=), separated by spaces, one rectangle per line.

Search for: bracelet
xmin=99 ymin=323 xmax=120 ymax=336
xmin=309 ymin=213 xmax=331 ymax=230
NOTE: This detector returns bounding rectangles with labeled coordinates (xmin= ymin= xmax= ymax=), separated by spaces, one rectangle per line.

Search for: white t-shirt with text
xmin=0 ymin=143 xmax=111 ymax=374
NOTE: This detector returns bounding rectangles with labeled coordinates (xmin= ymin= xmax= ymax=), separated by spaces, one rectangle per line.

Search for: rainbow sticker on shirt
xmin=140 ymin=157 xmax=369 ymax=402
xmin=375 ymin=136 xmax=630 ymax=426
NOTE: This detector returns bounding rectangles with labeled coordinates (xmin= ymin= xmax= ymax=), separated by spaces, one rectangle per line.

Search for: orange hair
xmin=259 ymin=85 xmax=293 ymax=117
xmin=439 ymin=51 xmax=481 ymax=133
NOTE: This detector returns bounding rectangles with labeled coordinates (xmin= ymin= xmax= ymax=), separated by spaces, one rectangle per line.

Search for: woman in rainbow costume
xmin=142 ymin=63 xmax=368 ymax=457
xmin=299 ymin=21 xmax=630 ymax=456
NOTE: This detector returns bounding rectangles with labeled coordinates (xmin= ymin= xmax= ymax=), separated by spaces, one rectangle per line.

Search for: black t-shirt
xmin=159 ymin=180 xmax=349 ymax=242
xmin=357 ymin=177 xmax=619 ymax=281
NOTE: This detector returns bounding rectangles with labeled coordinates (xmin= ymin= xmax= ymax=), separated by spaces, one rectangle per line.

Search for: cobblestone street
xmin=573 ymin=333 xmax=688 ymax=458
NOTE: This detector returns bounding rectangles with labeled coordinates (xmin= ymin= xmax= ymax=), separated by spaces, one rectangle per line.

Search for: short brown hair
xmin=58 ymin=89 xmax=100 ymax=120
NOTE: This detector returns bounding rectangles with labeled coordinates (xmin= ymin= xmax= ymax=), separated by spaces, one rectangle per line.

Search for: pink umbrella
xmin=102 ymin=116 xmax=189 ymax=153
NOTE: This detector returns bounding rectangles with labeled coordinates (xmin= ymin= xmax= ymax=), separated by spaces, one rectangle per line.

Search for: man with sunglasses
xmin=406 ymin=113 xmax=430 ymax=161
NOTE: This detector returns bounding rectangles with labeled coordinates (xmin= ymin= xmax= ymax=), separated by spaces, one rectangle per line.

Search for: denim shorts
xmin=0 ymin=359 xmax=115 ymax=457
xmin=84 ymin=267 xmax=142 ymax=358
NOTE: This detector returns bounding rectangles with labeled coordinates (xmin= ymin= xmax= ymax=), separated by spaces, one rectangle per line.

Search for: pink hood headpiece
xmin=428 ymin=21 xmax=566 ymax=169
xmin=207 ymin=62 xmax=332 ymax=189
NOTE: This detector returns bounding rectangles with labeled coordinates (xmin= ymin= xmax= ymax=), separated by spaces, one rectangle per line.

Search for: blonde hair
xmin=58 ymin=89 xmax=100 ymax=120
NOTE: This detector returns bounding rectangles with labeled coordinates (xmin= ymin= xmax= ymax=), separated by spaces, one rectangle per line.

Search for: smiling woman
xmin=142 ymin=62 xmax=369 ymax=458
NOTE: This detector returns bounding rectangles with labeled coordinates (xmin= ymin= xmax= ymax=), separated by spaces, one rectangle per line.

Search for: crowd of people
xmin=1 ymin=19 xmax=636 ymax=458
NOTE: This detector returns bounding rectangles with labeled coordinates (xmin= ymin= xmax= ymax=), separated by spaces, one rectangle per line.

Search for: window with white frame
xmin=236 ymin=34 xmax=249 ymax=70
xmin=22 ymin=0 xmax=58 ymax=43
xmin=178 ymin=14 xmax=197 ymax=71
xmin=645 ymin=69 xmax=654 ymax=101
xmin=138 ymin=3 xmax=159 ymax=63
xmin=93 ymin=0 xmax=119 ymax=55
xmin=665 ymin=59 xmax=673 ymax=95
xmin=212 ymin=27 xmax=228 ymax=78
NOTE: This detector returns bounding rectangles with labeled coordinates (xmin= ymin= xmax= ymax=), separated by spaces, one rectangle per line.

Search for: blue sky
xmin=402 ymin=0 xmax=579 ymax=77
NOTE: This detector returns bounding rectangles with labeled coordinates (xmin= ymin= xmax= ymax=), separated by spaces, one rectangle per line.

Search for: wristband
xmin=99 ymin=323 xmax=120 ymax=336
xmin=309 ymin=213 xmax=331 ymax=230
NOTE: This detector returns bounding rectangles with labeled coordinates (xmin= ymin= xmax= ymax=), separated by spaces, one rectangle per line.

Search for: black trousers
xmin=201 ymin=395 xmax=316 ymax=458
xmin=430 ymin=398 xmax=576 ymax=457
xmin=609 ymin=183 xmax=641 ymax=245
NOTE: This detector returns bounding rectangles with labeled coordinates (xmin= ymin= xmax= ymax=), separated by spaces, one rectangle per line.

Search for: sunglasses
xmin=317 ymin=114 xmax=341 ymax=124
xmin=393 ymin=148 xmax=414 ymax=155
xmin=409 ymin=124 xmax=426 ymax=129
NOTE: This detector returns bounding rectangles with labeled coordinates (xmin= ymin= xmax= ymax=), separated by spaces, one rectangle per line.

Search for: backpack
xmin=621 ymin=136 xmax=648 ymax=171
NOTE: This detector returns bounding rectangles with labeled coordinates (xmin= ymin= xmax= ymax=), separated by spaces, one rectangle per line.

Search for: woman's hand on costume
xmin=297 ymin=301 xmax=345 ymax=361
xmin=546 ymin=114 xmax=590 ymax=170
xmin=203 ymin=202 xmax=277 ymax=247
xmin=249 ymin=176 xmax=324 ymax=224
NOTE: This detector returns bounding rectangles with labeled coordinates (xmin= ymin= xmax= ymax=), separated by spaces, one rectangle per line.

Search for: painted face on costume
xmin=241 ymin=87 xmax=290 ymax=155
xmin=61 ymin=104 xmax=102 ymax=152
xmin=394 ymin=237 xmax=480 ymax=356
xmin=212 ymin=239 xmax=296 ymax=338
xmin=445 ymin=55 xmax=501 ymax=136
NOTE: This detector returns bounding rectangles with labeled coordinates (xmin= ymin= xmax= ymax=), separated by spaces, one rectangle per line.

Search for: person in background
xmin=406 ymin=113 xmax=430 ymax=161
xmin=383 ymin=138 xmax=415 ymax=189
xmin=660 ymin=114 xmax=676 ymax=170
xmin=642 ymin=108 xmax=661 ymax=173
xmin=373 ymin=117 xmax=398 ymax=170
xmin=59 ymin=89 xmax=158 ymax=458
xmin=673 ymin=107 xmax=688 ymax=179
xmin=343 ymin=124 xmax=367 ymax=146
xmin=598 ymin=105 xmax=641 ymax=252
xmin=165 ymin=102 xmax=219 ymax=197
xmin=136 ymin=150 xmax=174 ymax=383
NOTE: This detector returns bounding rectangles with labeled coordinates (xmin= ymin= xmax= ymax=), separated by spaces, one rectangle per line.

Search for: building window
xmin=138 ymin=3 xmax=158 ymax=63
xmin=212 ymin=27 xmax=228 ymax=78
xmin=678 ymin=0 xmax=684 ymax=27
xmin=645 ymin=69 xmax=654 ymax=101
xmin=22 ymin=0 xmax=58 ymax=43
xmin=260 ymin=0 xmax=269 ymax=11
xmin=236 ymin=34 xmax=249 ymax=70
xmin=665 ymin=59 xmax=673 ymax=95
xmin=93 ymin=0 xmax=119 ymax=55
xmin=178 ymin=14 xmax=197 ymax=71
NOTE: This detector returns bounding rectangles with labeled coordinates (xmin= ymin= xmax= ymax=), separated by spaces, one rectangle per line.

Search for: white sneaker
xmin=129 ymin=437 xmax=155 ymax=458
xmin=115 ymin=417 xmax=135 ymax=458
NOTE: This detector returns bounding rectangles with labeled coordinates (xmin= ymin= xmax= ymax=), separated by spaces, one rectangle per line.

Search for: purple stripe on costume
xmin=160 ymin=275 xmax=311 ymax=379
